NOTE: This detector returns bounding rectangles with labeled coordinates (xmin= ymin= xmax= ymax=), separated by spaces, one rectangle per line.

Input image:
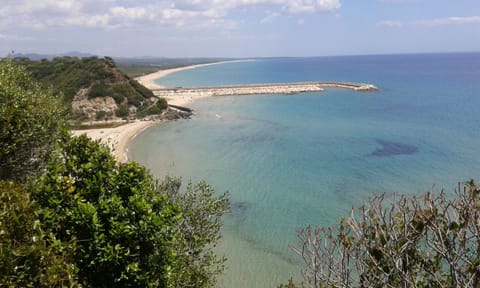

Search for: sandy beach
xmin=73 ymin=60 xmax=251 ymax=162
xmin=72 ymin=120 xmax=159 ymax=162
xmin=135 ymin=60 xmax=254 ymax=106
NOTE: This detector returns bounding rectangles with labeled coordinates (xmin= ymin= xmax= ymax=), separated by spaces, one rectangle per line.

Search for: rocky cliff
xmin=16 ymin=56 xmax=167 ymax=121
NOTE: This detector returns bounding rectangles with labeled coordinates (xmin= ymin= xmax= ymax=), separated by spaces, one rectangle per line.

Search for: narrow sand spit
xmin=135 ymin=60 xmax=254 ymax=106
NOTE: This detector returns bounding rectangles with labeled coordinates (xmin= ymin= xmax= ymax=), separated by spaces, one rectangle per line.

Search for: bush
xmin=159 ymin=177 xmax=229 ymax=288
xmin=0 ymin=181 xmax=78 ymax=287
xmin=157 ymin=97 xmax=168 ymax=110
xmin=112 ymin=83 xmax=144 ymax=107
xmin=0 ymin=59 xmax=68 ymax=181
xmin=115 ymin=105 xmax=129 ymax=118
xmin=136 ymin=98 xmax=169 ymax=118
xmin=88 ymin=81 xmax=111 ymax=98
xmin=32 ymin=135 xmax=180 ymax=287
xmin=129 ymin=79 xmax=154 ymax=99
xmin=95 ymin=110 xmax=108 ymax=121
xmin=0 ymin=60 xmax=229 ymax=287
xmin=0 ymin=134 xmax=230 ymax=288
xmin=288 ymin=181 xmax=480 ymax=288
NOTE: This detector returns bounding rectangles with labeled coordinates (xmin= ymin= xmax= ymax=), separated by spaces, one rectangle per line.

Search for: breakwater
xmin=152 ymin=82 xmax=378 ymax=98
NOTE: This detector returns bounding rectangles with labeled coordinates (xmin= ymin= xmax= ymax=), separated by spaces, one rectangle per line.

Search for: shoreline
xmin=135 ymin=59 xmax=255 ymax=106
xmin=74 ymin=59 xmax=376 ymax=163
xmin=72 ymin=120 xmax=159 ymax=162
xmin=74 ymin=60 xmax=247 ymax=162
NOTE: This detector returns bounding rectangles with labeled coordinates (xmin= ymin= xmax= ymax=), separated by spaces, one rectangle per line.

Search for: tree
xmin=32 ymin=135 xmax=180 ymax=287
xmin=0 ymin=181 xmax=78 ymax=287
xmin=0 ymin=59 xmax=68 ymax=181
xmin=0 ymin=58 xmax=229 ymax=287
xmin=288 ymin=181 xmax=480 ymax=288
xmin=159 ymin=177 xmax=229 ymax=288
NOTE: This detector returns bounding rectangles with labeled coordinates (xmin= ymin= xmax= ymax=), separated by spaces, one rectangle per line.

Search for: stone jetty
xmin=151 ymin=82 xmax=378 ymax=99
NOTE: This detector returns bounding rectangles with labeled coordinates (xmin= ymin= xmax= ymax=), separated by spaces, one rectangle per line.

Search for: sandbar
xmin=135 ymin=60 xmax=254 ymax=106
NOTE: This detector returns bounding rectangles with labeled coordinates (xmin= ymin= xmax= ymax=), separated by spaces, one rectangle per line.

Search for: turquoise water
xmin=129 ymin=53 xmax=480 ymax=287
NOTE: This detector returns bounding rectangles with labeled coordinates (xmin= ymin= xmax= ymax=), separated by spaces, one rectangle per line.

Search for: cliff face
xmin=16 ymin=56 xmax=167 ymax=121
xmin=71 ymin=88 xmax=120 ymax=121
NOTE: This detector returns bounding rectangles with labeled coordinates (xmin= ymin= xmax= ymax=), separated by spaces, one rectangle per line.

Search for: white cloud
xmin=0 ymin=0 xmax=342 ymax=32
xmin=377 ymin=20 xmax=403 ymax=28
xmin=283 ymin=0 xmax=341 ymax=13
xmin=415 ymin=16 xmax=480 ymax=27
xmin=261 ymin=12 xmax=280 ymax=24
xmin=378 ymin=16 xmax=480 ymax=29
xmin=110 ymin=7 xmax=148 ymax=20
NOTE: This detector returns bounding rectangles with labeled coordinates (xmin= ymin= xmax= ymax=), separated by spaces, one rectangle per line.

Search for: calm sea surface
xmin=129 ymin=53 xmax=480 ymax=287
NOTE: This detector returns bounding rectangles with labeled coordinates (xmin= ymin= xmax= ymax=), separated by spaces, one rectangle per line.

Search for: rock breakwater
xmin=151 ymin=82 xmax=378 ymax=99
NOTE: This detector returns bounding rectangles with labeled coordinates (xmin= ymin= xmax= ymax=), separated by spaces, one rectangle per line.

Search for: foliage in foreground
xmin=287 ymin=181 xmax=480 ymax=288
xmin=32 ymin=135 xmax=179 ymax=287
xmin=0 ymin=58 xmax=68 ymax=181
xmin=0 ymin=60 xmax=229 ymax=287
xmin=160 ymin=177 xmax=229 ymax=288
xmin=1 ymin=135 xmax=229 ymax=287
xmin=0 ymin=181 xmax=78 ymax=287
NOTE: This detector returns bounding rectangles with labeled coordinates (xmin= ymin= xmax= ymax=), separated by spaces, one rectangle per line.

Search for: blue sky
xmin=0 ymin=0 xmax=479 ymax=57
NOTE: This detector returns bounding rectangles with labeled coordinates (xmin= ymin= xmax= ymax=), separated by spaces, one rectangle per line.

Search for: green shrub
xmin=88 ymin=82 xmax=111 ymax=98
xmin=0 ymin=181 xmax=78 ymax=287
xmin=111 ymin=83 xmax=149 ymax=107
xmin=126 ymin=93 xmax=143 ymax=107
xmin=129 ymin=79 xmax=154 ymax=99
xmin=115 ymin=105 xmax=129 ymax=118
xmin=95 ymin=110 xmax=108 ymax=121
xmin=0 ymin=61 xmax=229 ymax=288
xmin=157 ymin=97 xmax=168 ymax=110
xmin=32 ymin=136 xmax=180 ymax=287
xmin=0 ymin=59 xmax=68 ymax=181
xmin=160 ymin=177 xmax=229 ymax=288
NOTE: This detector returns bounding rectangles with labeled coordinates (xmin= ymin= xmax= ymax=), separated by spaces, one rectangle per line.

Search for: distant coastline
xmin=75 ymin=59 xmax=377 ymax=162
xmin=135 ymin=59 xmax=255 ymax=106
xmin=75 ymin=60 xmax=252 ymax=161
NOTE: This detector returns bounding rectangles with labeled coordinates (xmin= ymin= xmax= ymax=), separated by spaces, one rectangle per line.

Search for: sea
xmin=128 ymin=53 xmax=480 ymax=287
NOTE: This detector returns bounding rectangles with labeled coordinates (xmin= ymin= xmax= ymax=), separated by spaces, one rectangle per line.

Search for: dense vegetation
xmin=14 ymin=56 xmax=167 ymax=120
xmin=0 ymin=59 xmax=228 ymax=287
xmin=14 ymin=56 xmax=113 ymax=103
xmin=0 ymin=59 xmax=68 ymax=180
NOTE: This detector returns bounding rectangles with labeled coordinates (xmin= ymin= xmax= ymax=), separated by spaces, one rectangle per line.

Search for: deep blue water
xmin=130 ymin=53 xmax=480 ymax=287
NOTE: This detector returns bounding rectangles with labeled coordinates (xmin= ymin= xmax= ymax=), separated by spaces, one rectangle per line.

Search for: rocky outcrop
xmin=72 ymin=88 xmax=119 ymax=120
xmin=19 ymin=56 xmax=166 ymax=122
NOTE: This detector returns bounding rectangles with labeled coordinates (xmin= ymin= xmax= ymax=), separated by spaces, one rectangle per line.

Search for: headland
xmin=75 ymin=61 xmax=378 ymax=162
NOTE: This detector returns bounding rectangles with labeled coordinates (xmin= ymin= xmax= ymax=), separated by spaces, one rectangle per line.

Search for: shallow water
xmin=130 ymin=53 xmax=480 ymax=287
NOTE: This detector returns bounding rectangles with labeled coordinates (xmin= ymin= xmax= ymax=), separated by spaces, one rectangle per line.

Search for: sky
xmin=0 ymin=0 xmax=479 ymax=58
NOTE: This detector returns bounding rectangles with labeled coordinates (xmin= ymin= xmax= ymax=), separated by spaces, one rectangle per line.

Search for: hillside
xmin=15 ymin=56 xmax=167 ymax=121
